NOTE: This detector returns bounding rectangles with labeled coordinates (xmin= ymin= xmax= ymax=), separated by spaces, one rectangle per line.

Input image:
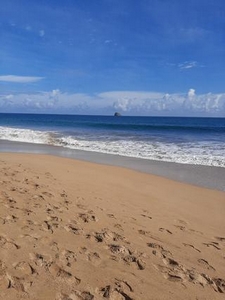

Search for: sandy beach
xmin=0 ymin=153 xmax=224 ymax=300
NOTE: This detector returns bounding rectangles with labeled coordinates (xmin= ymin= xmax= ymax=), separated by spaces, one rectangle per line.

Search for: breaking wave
xmin=0 ymin=126 xmax=224 ymax=168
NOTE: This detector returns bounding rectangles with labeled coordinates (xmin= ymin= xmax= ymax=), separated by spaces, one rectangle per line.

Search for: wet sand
xmin=1 ymin=139 xmax=225 ymax=191
xmin=0 ymin=153 xmax=225 ymax=299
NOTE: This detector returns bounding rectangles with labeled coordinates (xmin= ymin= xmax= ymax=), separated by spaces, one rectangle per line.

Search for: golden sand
xmin=0 ymin=153 xmax=224 ymax=299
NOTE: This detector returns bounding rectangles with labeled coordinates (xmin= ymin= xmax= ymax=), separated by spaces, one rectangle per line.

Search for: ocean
xmin=0 ymin=113 xmax=225 ymax=168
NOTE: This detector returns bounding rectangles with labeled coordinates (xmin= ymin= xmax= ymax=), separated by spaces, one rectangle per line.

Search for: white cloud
xmin=188 ymin=88 xmax=195 ymax=98
xmin=39 ymin=30 xmax=45 ymax=37
xmin=25 ymin=25 xmax=32 ymax=31
xmin=99 ymin=91 xmax=163 ymax=100
xmin=113 ymin=97 xmax=131 ymax=112
xmin=0 ymin=89 xmax=224 ymax=117
xmin=179 ymin=61 xmax=197 ymax=70
xmin=51 ymin=89 xmax=60 ymax=97
xmin=0 ymin=75 xmax=44 ymax=83
xmin=5 ymin=94 xmax=14 ymax=100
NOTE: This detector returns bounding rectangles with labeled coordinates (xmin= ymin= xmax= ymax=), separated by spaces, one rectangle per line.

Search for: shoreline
xmin=0 ymin=139 xmax=225 ymax=191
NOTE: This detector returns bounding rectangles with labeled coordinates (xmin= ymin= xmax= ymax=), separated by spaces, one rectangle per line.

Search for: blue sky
xmin=0 ymin=0 xmax=225 ymax=116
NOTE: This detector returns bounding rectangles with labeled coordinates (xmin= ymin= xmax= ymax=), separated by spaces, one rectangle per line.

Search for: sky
xmin=0 ymin=0 xmax=225 ymax=116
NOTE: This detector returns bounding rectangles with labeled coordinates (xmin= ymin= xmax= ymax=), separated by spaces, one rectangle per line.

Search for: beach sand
xmin=0 ymin=153 xmax=224 ymax=299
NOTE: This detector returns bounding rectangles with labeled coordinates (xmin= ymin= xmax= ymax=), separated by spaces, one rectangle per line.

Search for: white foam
xmin=0 ymin=126 xmax=224 ymax=167
xmin=57 ymin=136 xmax=225 ymax=167
xmin=0 ymin=126 xmax=54 ymax=145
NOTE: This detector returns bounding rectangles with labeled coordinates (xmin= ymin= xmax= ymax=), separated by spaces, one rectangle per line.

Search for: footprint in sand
xmin=0 ymin=260 xmax=34 ymax=292
xmin=42 ymin=191 xmax=54 ymax=198
xmin=42 ymin=220 xmax=54 ymax=233
xmin=108 ymin=244 xmax=146 ymax=270
xmin=189 ymin=228 xmax=203 ymax=235
xmin=174 ymin=225 xmax=186 ymax=231
xmin=156 ymin=257 xmax=222 ymax=291
xmin=159 ymin=228 xmax=173 ymax=235
xmin=203 ymin=242 xmax=221 ymax=250
xmin=60 ymin=191 xmax=68 ymax=198
xmin=64 ymin=222 xmax=84 ymax=235
xmin=29 ymin=252 xmax=52 ymax=269
xmin=147 ymin=242 xmax=172 ymax=258
xmin=177 ymin=219 xmax=188 ymax=225
xmin=21 ymin=208 xmax=34 ymax=216
xmin=141 ymin=214 xmax=152 ymax=220
xmin=48 ymin=263 xmax=81 ymax=286
xmin=59 ymin=249 xmax=77 ymax=267
xmin=107 ymin=213 xmax=116 ymax=219
xmin=138 ymin=229 xmax=151 ymax=236
xmin=86 ymin=229 xmax=125 ymax=244
xmin=100 ymin=279 xmax=134 ymax=300
xmin=114 ymin=223 xmax=123 ymax=231
xmin=1 ymin=195 xmax=17 ymax=206
xmin=32 ymin=194 xmax=45 ymax=203
xmin=63 ymin=199 xmax=72 ymax=206
xmin=148 ymin=241 xmax=225 ymax=293
xmin=76 ymin=202 xmax=87 ymax=210
xmin=78 ymin=212 xmax=98 ymax=223
xmin=42 ymin=215 xmax=62 ymax=233
xmin=79 ymin=247 xmax=101 ymax=265
xmin=173 ymin=219 xmax=188 ymax=231
xmin=198 ymin=259 xmax=215 ymax=271
xmin=57 ymin=290 xmax=94 ymax=300
xmin=47 ymin=215 xmax=62 ymax=222
xmin=19 ymin=233 xmax=39 ymax=242
xmin=183 ymin=243 xmax=201 ymax=253
xmin=30 ymin=253 xmax=81 ymax=287
xmin=1 ymin=214 xmax=18 ymax=224
xmin=12 ymin=261 xmax=36 ymax=277
xmin=174 ymin=224 xmax=203 ymax=235
xmin=22 ymin=219 xmax=38 ymax=227
xmin=49 ymin=241 xmax=59 ymax=252
xmin=215 ymin=237 xmax=225 ymax=242
xmin=46 ymin=205 xmax=63 ymax=214
xmin=0 ymin=236 xmax=20 ymax=250
xmin=5 ymin=274 xmax=32 ymax=292
xmin=45 ymin=172 xmax=53 ymax=178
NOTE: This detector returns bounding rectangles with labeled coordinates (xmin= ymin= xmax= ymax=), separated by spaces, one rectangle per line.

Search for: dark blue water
xmin=0 ymin=113 xmax=224 ymax=167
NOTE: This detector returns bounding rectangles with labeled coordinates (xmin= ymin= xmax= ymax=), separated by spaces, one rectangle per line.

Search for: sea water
xmin=0 ymin=113 xmax=224 ymax=168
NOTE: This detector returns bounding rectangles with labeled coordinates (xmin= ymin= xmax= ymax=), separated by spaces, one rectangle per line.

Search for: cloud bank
xmin=0 ymin=89 xmax=225 ymax=117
